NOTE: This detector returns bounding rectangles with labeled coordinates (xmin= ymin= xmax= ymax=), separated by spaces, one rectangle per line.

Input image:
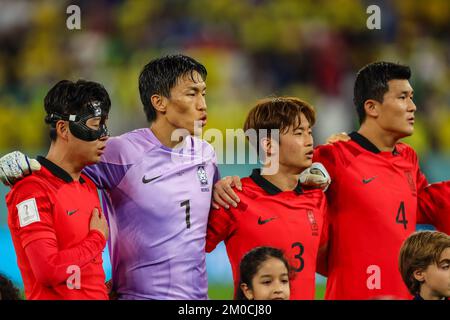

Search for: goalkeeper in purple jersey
xmin=82 ymin=55 xmax=218 ymax=299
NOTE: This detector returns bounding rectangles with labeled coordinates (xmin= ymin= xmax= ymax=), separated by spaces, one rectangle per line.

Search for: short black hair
xmin=354 ymin=61 xmax=411 ymax=124
xmin=138 ymin=54 xmax=207 ymax=122
xmin=0 ymin=274 xmax=21 ymax=300
xmin=44 ymin=79 xmax=111 ymax=141
xmin=236 ymin=246 xmax=291 ymax=300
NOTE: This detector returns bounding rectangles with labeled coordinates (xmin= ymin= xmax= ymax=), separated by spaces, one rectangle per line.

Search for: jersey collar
xmin=349 ymin=131 xmax=399 ymax=155
xmin=250 ymin=168 xmax=303 ymax=195
xmin=146 ymin=127 xmax=193 ymax=152
xmin=37 ymin=156 xmax=86 ymax=184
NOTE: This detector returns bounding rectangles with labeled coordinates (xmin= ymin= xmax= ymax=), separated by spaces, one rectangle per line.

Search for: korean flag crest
xmin=197 ymin=165 xmax=209 ymax=186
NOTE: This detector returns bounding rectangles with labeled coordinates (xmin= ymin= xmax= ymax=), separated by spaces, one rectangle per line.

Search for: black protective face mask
xmin=49 ymin=101 xmax=109 ymax=141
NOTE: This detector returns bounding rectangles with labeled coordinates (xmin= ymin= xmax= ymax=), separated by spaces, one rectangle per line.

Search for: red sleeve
xmin=8 ymin=180 xmax=57 ymax=248
xmin=317 ymin=194 xmax=329 ymax=249
xmin=24 ymin=231 xmax=106 ymax=287
xmin=316 ymin=194 xmax=329 ymax=276
xmin=313 ymin=145 xmax=337 ymax=277
xmin=411 ymin=150 xmax=432 ymax=224
xmin=9 ymin=179 xmax=106 ymax=287
xmin=417 ymin=181 xmax=450 ymax=234
xmin=206 ymin=204 xmax=240 ymax=253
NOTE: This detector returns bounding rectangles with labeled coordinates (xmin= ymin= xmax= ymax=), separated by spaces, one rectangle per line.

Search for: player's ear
xmin=413 ymin=269 xmax=425 ymax=282
xmin=363 ymin=99 xmax=379 ymax=119
xmin=260 ymin=137 xmax=271 ymax=155
xmin=261 ymin=136 xmax=280 ymax=156
xmin=240 ymin=283 xmax=254 ymax=300
xmin=151 ymin=94 xmax=167 ymax=114
xmin=55 ymin=120 xmax=69 ymax=141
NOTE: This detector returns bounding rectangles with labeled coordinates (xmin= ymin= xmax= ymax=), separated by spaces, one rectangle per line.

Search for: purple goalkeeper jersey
xmin=83 ymin=128 xmax=218 ymax=300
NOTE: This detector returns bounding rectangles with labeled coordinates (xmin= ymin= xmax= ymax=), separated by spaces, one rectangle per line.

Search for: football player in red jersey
xmin=213 ymin=62 xmax=449 ymax=300
xmin=206 ymin=97 xmax=328 ymax=299
xmin=6 ymin=80 xmax=110 ymax=300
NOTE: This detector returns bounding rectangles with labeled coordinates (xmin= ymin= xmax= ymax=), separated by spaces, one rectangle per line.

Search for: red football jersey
xmin=314 ymin=132 xmax=429 ymax=300
xmin=206 ymin=169 xmax=327 ymax=300
xmin=6 ymin=156 xmax=107 ymax=300
xmin=418 ymin=181 xmax=450 ymax=234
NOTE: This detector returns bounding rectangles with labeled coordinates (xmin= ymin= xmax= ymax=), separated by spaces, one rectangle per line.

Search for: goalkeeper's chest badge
xmin=197 ymin=165 xmax=210 ymax=192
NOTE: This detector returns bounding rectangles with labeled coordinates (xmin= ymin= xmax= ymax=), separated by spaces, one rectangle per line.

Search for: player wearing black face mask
xmin=4 ymin=79 xmax=111 ymax=300
xmin=47 ymin=100 xmax=109 ymax=142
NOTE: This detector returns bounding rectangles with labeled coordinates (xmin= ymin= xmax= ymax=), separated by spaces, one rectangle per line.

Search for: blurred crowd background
xmin=0 ymin=0 xmax=449 ymax=298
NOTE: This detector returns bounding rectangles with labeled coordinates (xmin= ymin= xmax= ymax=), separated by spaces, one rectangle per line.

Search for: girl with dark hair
xmin=237 ymin=247 xmax=291 ymax=300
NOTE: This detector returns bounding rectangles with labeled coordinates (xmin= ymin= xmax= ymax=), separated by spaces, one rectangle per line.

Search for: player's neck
xmin=419 ymin=284 xmax=445 ymax=300
xmin=150 ymin=119 xmax=189 ymax=149
xmin=261 ymin=166 xmax=300 ymax=192
xmin=46 ymin=145 xmax=83 ymax=181
xmin=357 ymin=124 xmax=399 ymax=152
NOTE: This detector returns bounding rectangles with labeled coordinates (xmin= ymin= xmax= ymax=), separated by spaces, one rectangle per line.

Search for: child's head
xmin=399 ymin=231 xmax=450 ymax=299
xmin=237 ymin=246 xmax=291 ymax=300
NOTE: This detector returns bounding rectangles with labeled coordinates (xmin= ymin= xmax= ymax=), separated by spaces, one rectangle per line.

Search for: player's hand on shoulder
xmin=89 ymin=208 xmax=109 ymax=240
xmin=299 ymin=162 xmax=331 ymax=191
xmin=326 ymin=132 xmax=350 ymax=144
xmin=0 ymin=151 xmax=41 ymax=187
xmin=212 ymin=176 xmax=242 ymax=210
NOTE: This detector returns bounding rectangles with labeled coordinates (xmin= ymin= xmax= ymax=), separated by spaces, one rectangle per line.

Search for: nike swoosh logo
xmin=362 ymin=177 xmax=376 ymax=184
xmin=258 ymin=216 xmax=277 ymax=225
xmin=142 ymin=175 xmax=162 ymax=184
xmin=67 ymin=209 xmax=78 ymax=216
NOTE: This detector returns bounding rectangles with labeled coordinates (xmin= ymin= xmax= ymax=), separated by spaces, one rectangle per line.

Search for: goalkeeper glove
xmin=0 ymin=151 xmax=41 ymax=187
xmin=299 ymin=162 xmax=331 ymax=191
